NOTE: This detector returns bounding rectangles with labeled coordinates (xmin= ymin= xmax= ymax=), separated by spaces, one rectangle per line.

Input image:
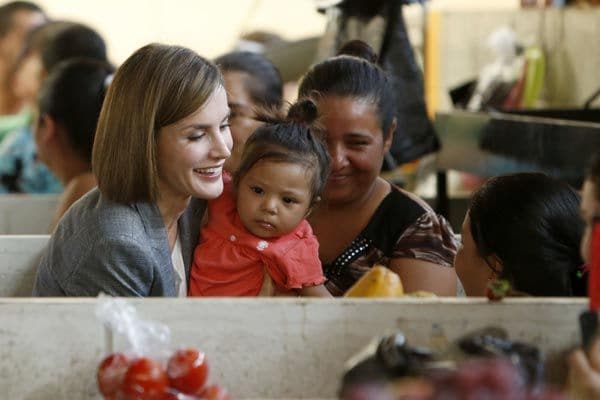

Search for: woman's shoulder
xmin=56 ymin=188 xmax=150 ymax=242
xmin=362 ymin=186 xmax=430 ymax=238
xmin=384 ymin=185 xmax=433 ymax=215
xmin=40 ymin=190 xmax=166 ymax=296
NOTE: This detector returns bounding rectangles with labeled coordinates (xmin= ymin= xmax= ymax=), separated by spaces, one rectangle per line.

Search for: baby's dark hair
xmin=233 ymin=99 xmax=330 ymax=205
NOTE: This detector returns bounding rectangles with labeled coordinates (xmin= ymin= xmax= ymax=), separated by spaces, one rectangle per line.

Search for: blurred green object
xmin=0 ymin=108 xmax=31 ymax=144
xmin=521 ymin=46 xmax=545 ymax=108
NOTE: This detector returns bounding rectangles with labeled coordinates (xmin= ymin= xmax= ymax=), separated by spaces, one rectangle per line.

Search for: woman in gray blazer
xmin=33 ymin=44 xmax=232 ymax=296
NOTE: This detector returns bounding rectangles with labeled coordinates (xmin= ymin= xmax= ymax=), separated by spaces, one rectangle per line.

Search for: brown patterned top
xmin=323 ymin=186 xmax=459 ymax=296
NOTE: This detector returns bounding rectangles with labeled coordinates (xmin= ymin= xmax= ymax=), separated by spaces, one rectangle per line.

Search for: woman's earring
xmin=486 ymin=277 xmax=511 ymax=301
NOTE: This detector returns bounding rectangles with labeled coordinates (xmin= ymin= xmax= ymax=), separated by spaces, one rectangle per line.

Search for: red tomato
xmin=157 ymin=392 xmax=178 ymax=400
xmin=97 ymin=353 xmax=131 ymax=397
xmin=201 ymin=384 xmax=231 ymax=400
xmin=122 ymin=357 xmax=169 ymax=400
xmin=167 ymin=348 xmax=209 ymax=395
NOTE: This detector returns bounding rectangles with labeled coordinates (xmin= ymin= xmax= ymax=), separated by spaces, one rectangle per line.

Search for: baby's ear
xmin=305 ymin=196 xmax=321 ymax=217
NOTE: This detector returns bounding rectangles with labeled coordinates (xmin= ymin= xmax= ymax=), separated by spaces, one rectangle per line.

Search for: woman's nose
xmin=329 ymin=144 xmax=348 ymax=170
xmin=210 ymin=131 xmax=232 ymax=160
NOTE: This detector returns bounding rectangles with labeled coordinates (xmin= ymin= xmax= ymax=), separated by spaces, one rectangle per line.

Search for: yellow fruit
xmin=344 ymin=265 xmax=404 ymax=297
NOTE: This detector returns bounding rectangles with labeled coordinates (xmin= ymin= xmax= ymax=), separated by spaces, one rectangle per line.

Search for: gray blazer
xmin=32 ymin=188 xmax=206 ymax=297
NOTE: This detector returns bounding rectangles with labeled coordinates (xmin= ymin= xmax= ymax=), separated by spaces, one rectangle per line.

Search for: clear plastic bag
xmin=95 ymin=296 xmax=230 ymax=400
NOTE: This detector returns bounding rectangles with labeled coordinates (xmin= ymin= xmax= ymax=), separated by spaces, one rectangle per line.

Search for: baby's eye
xmin=282 ymin=197 xmax=297 ymax=204
xmin=250 ymin=186 xmax=263 ymax=195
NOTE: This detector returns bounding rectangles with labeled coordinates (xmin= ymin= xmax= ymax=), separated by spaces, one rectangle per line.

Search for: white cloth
xmin=171 ymin=234 xmax=187 ymax=297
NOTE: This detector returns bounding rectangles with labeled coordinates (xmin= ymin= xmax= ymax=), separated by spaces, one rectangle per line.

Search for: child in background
xmin=189 ymin=99 xmax=331 ymax=297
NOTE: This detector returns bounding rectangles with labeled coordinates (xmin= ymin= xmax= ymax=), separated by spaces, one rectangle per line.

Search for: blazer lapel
xmin=136 ymin=201 xmax=177 ymax=296
xmin=178 ymin=197 xmax=207 ymax=283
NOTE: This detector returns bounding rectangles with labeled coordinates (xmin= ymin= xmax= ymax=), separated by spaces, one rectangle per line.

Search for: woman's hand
xmin=568 ymin=338 xmax=600 ymax=399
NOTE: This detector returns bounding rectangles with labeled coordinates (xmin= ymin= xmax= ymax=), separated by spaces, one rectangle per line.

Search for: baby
xmin=189 ymin=99 xmax=331 ymax=297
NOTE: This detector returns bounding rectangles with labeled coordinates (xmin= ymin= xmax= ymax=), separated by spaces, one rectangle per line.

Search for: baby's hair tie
xmin=287 ymin=98 xmax=318 ymax=125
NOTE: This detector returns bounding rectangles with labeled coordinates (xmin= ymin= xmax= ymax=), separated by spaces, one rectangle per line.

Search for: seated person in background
xmin=34 ymin=58 xmax=114 ymax=229
xmin=298 ymin=40 xmax=458 ymax=296
xmin=189 ymin=100 xmax=331 ymax=297
xmin=568 ymin=152 xmax=600 ymax=400
xmin=454 ymin=172 xmax=586 ymax=297
xmin=0 ymin=21 xmax=107 ymax=193
xmin=0 ymin=1 xmax=46 ymax=136
xmin=215 ymin=51 xmax=283 ymax=174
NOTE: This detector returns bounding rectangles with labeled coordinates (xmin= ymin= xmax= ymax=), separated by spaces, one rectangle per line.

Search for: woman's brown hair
xmin=92 ymin=43 xmax=222 ymax=203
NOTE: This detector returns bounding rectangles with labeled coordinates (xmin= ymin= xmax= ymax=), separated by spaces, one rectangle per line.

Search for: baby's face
xmin=236 ymin=160 xmax=313 ymax=239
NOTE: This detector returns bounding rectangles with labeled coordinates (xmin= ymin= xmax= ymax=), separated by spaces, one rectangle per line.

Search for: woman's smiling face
xmin=317 ymin=95 xmax=391 ymax=206
xmin=156 ymin=86 xmax=232 ymax=203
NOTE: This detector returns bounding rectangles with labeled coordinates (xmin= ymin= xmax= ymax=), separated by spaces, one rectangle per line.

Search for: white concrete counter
xmin=0 ymin=298 xmax=587 ymax=399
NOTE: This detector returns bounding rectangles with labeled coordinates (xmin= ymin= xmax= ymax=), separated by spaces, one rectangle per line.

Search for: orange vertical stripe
xmin=425 ymin=10 xmax=441 ymax=118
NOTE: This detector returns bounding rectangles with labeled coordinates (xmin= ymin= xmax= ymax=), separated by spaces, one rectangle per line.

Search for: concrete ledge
xmin=0 ymin=298 xmax=587 ymax=399
xmin=0 ymin=235 xmax=48 ymax=297
xmin=0 ymin=195 xmax=57 ymax=234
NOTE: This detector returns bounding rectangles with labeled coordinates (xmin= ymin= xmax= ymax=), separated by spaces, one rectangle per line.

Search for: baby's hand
xmin=298 ymin=284 xmax=332 ymax=297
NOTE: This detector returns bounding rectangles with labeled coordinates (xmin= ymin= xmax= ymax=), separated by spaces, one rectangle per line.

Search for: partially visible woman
xmin=568 ymin=152 xmax=600 ymax=400
xmin=33 ymin=44 xmax=232 ymax=297
xmin=214 ymin=51 xmax=282 ymax=173
xmin=454 ymin=172 xmax=585 ymax=297
xmin=34 ymin=58 xmax=114 ymax=229
xmin=298 ymin=40 xmax=458 ymax=296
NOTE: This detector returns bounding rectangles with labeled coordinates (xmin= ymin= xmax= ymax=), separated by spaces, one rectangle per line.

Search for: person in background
xmin=454 ymin=172 xmax=585 ymax=297
xmin=33 ymin=58 xmax=114 ymax=229
xmin=297 ymin=40 xmax=458 ymax=296
xmin=214 ymin=51 xmax=283 ymax=174
xmin=189 ymin=99 xmax=331 ymax=297
xmin=33 ymin=44 xmax=231 ymax=297
xmin=0 ymin=21 xmax=107 ymax=194
xmin=0 ymin=1 xmax=46 ymax=139
xmin=568 ymin=152 xmax=600 ymax=399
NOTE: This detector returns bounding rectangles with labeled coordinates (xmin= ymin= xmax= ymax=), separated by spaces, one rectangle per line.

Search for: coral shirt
xmin=188 ymin=179 xmax=325 ymax=297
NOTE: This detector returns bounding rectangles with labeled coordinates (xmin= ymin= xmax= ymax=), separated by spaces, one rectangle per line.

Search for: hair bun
xmin=287 ymin=99 xmax=318 ymax=125
xmin=337 ymin=40 xmax=378 ymax=64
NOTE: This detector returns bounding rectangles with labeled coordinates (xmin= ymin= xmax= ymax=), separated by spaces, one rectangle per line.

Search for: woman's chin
xmin=193 ymin=181 xmax=224 ymax=200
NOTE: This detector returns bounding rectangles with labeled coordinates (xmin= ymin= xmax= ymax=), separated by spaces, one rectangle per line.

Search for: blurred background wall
xmin=29 ymin=0 xmax=521 ymax=64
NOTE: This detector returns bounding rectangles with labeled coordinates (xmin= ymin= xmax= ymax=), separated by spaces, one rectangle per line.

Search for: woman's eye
xmin=348 ymin=141 xmax=369 ymax=147
xmin=220 ymin=123 xmax=231 ymax=131
xmin=189 ymin=133 xmax=205 ymax=141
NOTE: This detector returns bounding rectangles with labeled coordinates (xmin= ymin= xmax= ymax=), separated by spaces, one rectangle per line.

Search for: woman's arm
xmin=297 ymin=284 xmax=333 ymax=297
xmin=388 ymin=258 xmax=457 ymax=296
xmin=65 ymin=236 xmax=158 ymax=297
xmin=568 ymin=338 xmax=600 ymax=400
